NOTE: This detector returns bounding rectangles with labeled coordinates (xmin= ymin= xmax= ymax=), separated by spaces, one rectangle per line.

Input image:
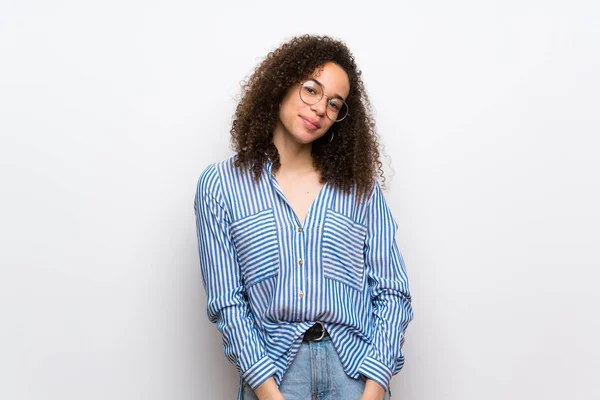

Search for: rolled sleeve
xmin=358 ymin=182 xmax=413 ymax=390
xmin=194 ymin=164 xmax=276 ymax=389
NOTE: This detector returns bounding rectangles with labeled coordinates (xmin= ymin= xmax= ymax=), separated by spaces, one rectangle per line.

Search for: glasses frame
xmin=298 ymin=79 xmax=349 ymax=122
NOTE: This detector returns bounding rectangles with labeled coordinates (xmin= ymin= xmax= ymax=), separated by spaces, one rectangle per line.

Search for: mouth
xmin=300 ymin=116 xmax=321 ymax=130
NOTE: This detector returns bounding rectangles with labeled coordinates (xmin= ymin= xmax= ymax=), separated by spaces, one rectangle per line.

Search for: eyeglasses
xmin=298 ymin=79 xmax=349 ymax=122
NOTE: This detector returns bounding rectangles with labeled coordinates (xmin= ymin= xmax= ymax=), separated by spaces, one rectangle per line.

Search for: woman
xmin=194 ymin=35 xmax=412 ymax=400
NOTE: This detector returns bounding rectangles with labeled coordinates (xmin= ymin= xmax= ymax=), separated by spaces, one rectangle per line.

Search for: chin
xmin=294 ymin=136 xmax=317 ymax=145
xmin=298 ymin=132 xmax=325 ymax=144
xmin=287 ymin=129 xmax=318 ymax=144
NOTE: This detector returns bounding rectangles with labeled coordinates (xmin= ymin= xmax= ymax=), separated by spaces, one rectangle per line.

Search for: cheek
xmin=279 ymin=98 xmax=300 ymax=119
xmin=278 ymin=104 xmax=291 ymax=124
xmin=321 ymin=120 xmax=335 ymax=132
xmin=280 ymin=87 xmax=301 ymax=112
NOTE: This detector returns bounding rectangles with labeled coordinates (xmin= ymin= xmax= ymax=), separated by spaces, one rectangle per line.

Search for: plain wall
xmin=1 ymin=1 xmax=599 ymax=399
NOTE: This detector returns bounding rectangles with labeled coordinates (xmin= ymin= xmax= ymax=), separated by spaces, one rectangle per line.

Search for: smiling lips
xmin=301 ymin=116 xmax=321 ymax=130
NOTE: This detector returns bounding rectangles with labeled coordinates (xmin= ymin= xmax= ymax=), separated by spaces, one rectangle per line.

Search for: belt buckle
xmin=313 ymin=321 xmax=325 ymax=342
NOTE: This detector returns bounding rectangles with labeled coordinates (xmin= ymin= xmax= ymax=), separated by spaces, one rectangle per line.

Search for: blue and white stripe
xmin=194 ymin=155 xmax=412 ymax=397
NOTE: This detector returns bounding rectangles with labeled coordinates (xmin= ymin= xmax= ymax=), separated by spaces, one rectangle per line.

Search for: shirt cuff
xmin=357 ymin=355 xmax=393 ymax=391
xmin=242 ymin=356 xmax=277 ymax=390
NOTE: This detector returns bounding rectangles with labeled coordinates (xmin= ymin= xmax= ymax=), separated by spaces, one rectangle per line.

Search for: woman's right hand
xmin=253 ymin=377 xmax=286 ymax=400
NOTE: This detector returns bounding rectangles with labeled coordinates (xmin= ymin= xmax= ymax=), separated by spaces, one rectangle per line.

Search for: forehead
xmin=310 ymin=62 xmax=350 ymax=99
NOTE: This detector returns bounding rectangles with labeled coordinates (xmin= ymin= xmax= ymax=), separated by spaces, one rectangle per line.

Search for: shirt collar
xmin=264 ymin=155 xmax=274 ymax=177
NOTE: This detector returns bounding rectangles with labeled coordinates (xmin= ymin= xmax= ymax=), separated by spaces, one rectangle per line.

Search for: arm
xmin=194 ymin=165 xmax=277 ymax=391
xmin=361 ymin=379 xmax=386 ymax=400
xmin=358 ymin=182 xmax=413 ymax=392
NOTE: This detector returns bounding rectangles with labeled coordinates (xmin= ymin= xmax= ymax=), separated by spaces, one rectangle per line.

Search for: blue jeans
xmin=242 ymin=336 xmax=391 ymax=400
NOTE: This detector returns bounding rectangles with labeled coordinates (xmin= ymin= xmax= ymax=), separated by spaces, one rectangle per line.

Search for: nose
xmin=311 ymin=96 xmax=328 ymax=116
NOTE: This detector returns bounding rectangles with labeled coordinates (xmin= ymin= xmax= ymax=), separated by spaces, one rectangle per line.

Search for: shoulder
xmin=364 ymin=179 xmax=392 ymax=213
xmin=352 ymin=179 xmax=383 ymax=209
xmin=196 ymin=154 xmax=239 ymax=196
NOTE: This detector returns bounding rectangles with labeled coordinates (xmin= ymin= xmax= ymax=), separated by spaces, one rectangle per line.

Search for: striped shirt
xmin=194 ymin=155 xmax=412 ymax=397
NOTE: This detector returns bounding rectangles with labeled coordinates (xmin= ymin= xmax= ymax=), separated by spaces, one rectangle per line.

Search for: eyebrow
xmin=312 ymin=78 xmax=346 ymax=101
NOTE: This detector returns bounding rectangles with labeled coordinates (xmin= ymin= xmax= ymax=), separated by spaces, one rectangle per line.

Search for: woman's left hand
xmin=360 ymin=379 xmax=386 ymax=400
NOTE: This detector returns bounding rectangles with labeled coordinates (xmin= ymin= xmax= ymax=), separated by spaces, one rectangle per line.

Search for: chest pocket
xmin=230 ymin=208 xmax=280 ymax=287
xmin=321 ymin=209 xmax=367 ymax=290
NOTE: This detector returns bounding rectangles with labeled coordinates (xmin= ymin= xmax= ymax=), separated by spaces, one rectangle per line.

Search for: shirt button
xmin=298 ymin=259 xmax=303 ymax=266
xmin=297 ymin=227 xmax=302 ymax=233
xmin=299 ymin=291 xmax=304 ymax=298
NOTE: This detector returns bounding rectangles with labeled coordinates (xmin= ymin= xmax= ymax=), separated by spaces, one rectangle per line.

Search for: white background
xmin=1 ymin=1 xmax=599 ymax=399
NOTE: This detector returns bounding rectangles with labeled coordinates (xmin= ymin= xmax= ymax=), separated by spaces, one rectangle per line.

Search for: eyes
xmin=300 ymin=82 xmax=344 ymax=112
xmin=298 ymin=79 xmax=350 ymax=122
xmin=328 ymin=100 xmax=341 ymax=111
xmin=304 ymin=86 xmax=318 ymax=95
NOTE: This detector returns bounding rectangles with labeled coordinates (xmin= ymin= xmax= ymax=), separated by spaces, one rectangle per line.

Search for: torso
xmin=273 ymin=169 xmax=324 ymax=226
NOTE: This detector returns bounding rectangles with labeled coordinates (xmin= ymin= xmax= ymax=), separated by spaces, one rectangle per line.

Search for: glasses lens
xmin=299 ymin=80 xmax=349 ymax=122
xmin=327 ymin=100 xmax=348 ymax=122
xmin=299 ymin=80 xmax=323 ymax=105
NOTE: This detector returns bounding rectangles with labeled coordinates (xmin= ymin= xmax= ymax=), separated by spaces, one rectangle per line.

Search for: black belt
xmin=302 ymin=321 xmax=329 ymax=342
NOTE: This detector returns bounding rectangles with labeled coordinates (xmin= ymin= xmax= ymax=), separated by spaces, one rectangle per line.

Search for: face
xmin=275 ymin=62 xmax=350 ymax=145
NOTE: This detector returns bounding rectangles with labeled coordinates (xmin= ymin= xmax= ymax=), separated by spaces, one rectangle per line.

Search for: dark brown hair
xmin=231 ymin=34 xmax=384 ymax=197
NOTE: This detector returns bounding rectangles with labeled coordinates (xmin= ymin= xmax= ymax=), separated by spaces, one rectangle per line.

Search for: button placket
xmin=295 ymin=225 xmax=306 ymax=319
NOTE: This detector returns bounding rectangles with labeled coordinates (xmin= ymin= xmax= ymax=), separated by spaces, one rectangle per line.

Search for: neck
xmin=272 ymin=126 xmax=315 ymax=174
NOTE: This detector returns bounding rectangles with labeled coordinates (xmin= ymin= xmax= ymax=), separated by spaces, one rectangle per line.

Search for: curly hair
xmin=230 ymin=34 xmax=384 ymax=198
